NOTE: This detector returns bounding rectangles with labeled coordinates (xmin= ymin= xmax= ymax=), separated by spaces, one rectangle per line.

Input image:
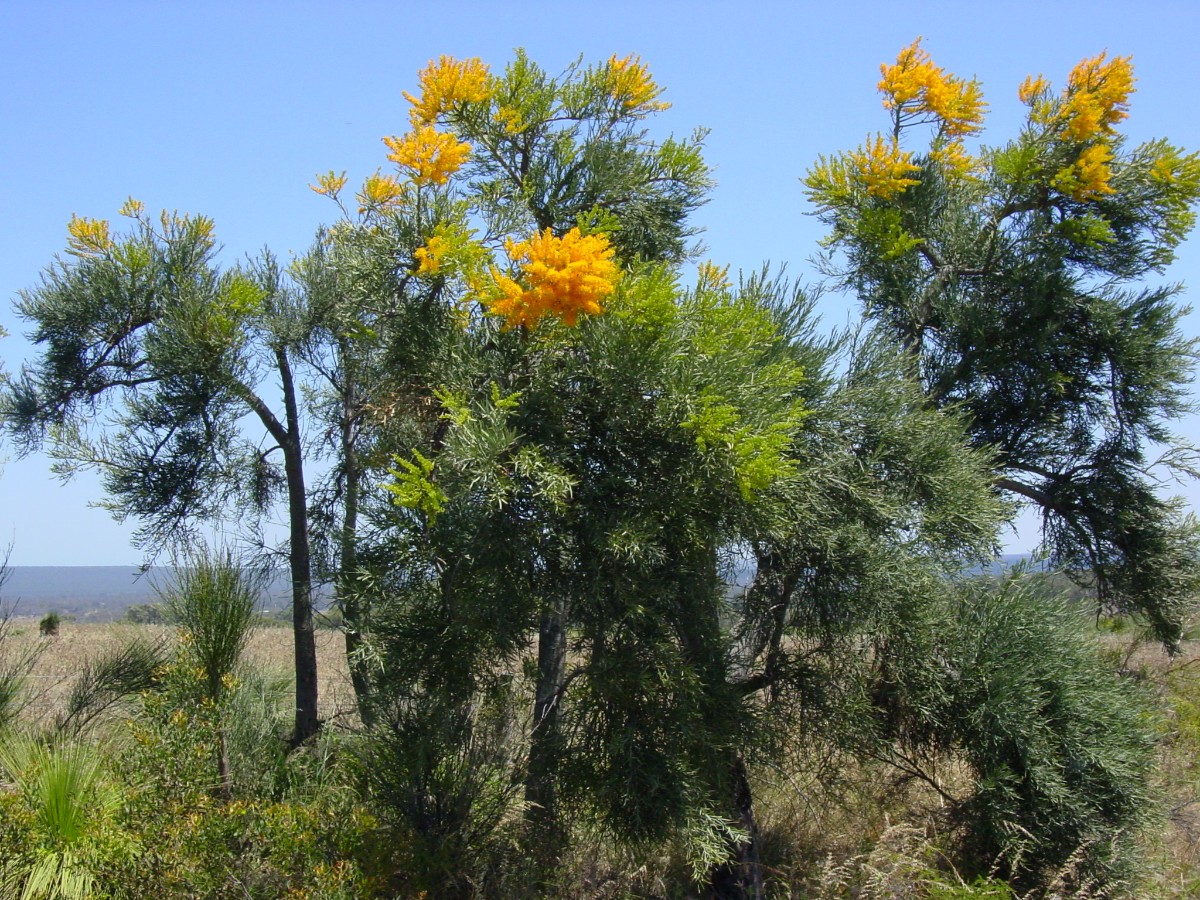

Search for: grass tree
xmin=0 ymin=738 xmax=121 ymax=900
xmin=160 ymin=546 xmax=262 ymax=798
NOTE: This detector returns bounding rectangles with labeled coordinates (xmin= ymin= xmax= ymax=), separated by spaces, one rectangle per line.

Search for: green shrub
xmin=55 ymin=633 xmax=169 ymax=736
xmin=105 ymin=657 xmax=383 ymax=898
xmin=158 ymin=545 xmax=263 ymax=798
xmin=38 ymin=612 xmax=61 ymax=637
xmin=359 ymin=686 xmax=528 ymax=898
xmin=942 ymin=577 xmax=1158 ymax=889
xmin=0 ymin=737 xmax=130 ymax=900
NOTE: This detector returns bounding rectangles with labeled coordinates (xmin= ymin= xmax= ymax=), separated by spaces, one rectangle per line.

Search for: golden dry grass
xmin=2 ymin=618 xmax=355 ymax=728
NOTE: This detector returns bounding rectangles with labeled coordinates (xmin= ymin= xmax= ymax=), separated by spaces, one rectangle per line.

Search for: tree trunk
xmin=525 ymin=599 xmax=568 ymax=858
xmin=216 ymin=729 xmax=232 ymax=801
xmin=707 ymin=754 xmax=764 ymax=900
xmin=337 ymin=370 xmax=375 ymax=726
xmin=278 ymin=349 xmax=320 ymax=746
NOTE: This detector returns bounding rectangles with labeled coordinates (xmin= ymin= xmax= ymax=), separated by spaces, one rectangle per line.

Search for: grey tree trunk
xmin=525 ymin=599 xmax=568 ymax=859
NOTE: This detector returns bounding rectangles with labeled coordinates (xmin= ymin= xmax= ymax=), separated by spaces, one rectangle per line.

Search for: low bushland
xmin=3 ymin=579 xmax=1200 ymax=898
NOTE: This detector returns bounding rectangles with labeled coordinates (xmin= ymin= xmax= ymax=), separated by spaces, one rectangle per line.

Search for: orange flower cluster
xmin=404 ymin=56 xmax=492 ymax=125
xmin=1060 ymin=52 xmax=1135 ymax=142
xmin=483 ymin=227 xmax=619 ymax=329
xmin=879 ymin=39 xmax=986 ymax=138
xmin=384 ymin=126 xmax=471 ymax=186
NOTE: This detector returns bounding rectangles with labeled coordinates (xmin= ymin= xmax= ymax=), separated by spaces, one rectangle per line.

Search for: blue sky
xmin=2 ymin=1 xmax=1199 ymax=565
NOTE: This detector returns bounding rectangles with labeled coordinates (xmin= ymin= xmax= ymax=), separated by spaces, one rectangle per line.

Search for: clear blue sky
xmin=2 ymin=1 xmax=1199 ymax=565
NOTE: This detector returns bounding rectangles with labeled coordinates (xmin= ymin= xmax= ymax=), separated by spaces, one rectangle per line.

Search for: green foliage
xmin=54 ymin=632 xmax=168 ymax=736
xmin=454 ymin=49 xmax=712 ymax=263
xmin=804 ymin=44 xmax=1200 ymax=647
xmin=160 ymin=547 xmax=261 ymax=703
xmin=0 ymin=737 xmax=127 ymax=900
xmin=868 ymin=574 xmax=1159 ymax=888
xmin=2 ymin=205 xmax=323 ymax=743
xmin=103 ymin=653 xmax=379 ymax=898
xmin=358 ymin=685 xmax=528 ymax=897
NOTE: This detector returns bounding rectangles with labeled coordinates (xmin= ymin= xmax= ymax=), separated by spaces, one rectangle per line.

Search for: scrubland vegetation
xmin=4 ymin=589 xmax=1200 ymax=898
xmin=3 ymin=42 xmax=1200 ymax=898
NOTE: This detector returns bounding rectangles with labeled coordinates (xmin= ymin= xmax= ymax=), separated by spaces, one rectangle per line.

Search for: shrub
xmin=108 ymin=665 xmax=380 ymax=899
xmin=158 ymin=545 xmax=263 ymax=797
xmin=910 ymin=576 xmax=1158 ymax=890
xmin=0 ymin=737 xmax=128 ymax=900
xmin=55 ymin=633 xmax=169 ymax=736
xmin=358 ymin=685 xmax=528 ymax=897
xmin=38 ymin=612 xmax=61 ymax=637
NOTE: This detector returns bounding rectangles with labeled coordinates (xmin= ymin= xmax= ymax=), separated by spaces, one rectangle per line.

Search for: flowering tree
xmin=302 ymin=54 xmax=743 ymax=877
xmin=805 ymin=41 xmax=1200 ymax=645
xmin=298 ymin=51 xmax=712 ymax=729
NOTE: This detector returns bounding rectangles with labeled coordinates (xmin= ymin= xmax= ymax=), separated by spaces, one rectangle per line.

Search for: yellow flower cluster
xmin=358 ymin=172 xmax=405 ymax=212
xmin=1151 ymin=155 xmax=1178 ymax=185
xmin=1018 ymin=74 xmax=1050 ymax=106
xmin=310 ymin=170 xmax=348 ymax=198
xmin=384 ymin=126 xmax=471 ymax=186
xmin=879 ymin=39 xmax=986 ymax=138
xmin=493 ymin=105 xmax=524 ymax=135
xmin=696 ymin=260 xmax=732 ymax=291
xmin=848 ymin=135 xmax=921 ymax=200
xmin=1021 ymin=54 xmax=1135 ymax=200
xmin=118 ymin=197 xmax=145 ymax=219
xmin=1061 ymin=52 xmax=1134 ymax=141
xmin=66 ymin=214 xmax=113 ymax=255
xmin=483 ymin=227 xmax=620 ymax=329
xmin=607 ymin=54 xmax=670 ymax=113
xmin=1052 ymin=143 xmax=1117 ymax=201
xmin=404 ymin=56 xmax=492 ymax=125
xmin=928 ymin=139 xmax=979 ymax=181
xmin=415 ymin=233 xmax=449 ymax=275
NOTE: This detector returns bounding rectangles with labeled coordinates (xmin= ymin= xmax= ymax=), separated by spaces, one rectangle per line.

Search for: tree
xmin=296 ymin=50 xmax=711 ymax=736
xmin=293 ymin=55 xmax=723 ymax=884
xmin=2 ymin=207 xmax=323 ymax=744
xmin=804 ymin=41 xmax=1200 ymax=646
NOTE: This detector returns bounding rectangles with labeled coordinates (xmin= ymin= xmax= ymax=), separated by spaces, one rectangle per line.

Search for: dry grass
xmin=1 ymin=618 xmax=355 ymax=728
